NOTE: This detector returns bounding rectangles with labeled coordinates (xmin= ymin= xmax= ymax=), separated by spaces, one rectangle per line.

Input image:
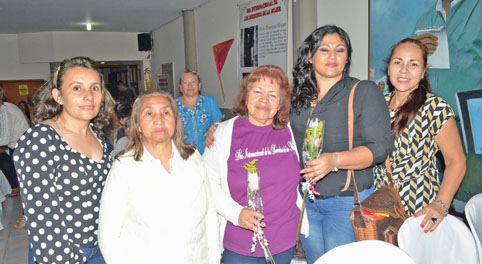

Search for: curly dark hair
xmin=387 ymin=38 xmax=432 ymax=136
xmin=291 ymin=25 xmax=353 ymax=113
xmin=33 ymin=56 xmax=115 ymax=137
xmin=232 ymin=65 xmax=292 ymax=130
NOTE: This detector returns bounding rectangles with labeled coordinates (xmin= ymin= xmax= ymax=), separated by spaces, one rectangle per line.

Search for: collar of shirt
xmin=436 ymin=0 xmax=462 ymax=21
xmin=313 ymin=74 xmax=353 ymax=110
xmin=141 ymin=140 xmax=182 ymax=174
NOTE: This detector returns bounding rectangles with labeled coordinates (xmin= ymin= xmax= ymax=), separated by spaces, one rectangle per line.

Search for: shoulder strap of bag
xmin=341 ymin=81 xmax=360 ymax=206
xmin=385 ymin=158 xmax=393 ymax=181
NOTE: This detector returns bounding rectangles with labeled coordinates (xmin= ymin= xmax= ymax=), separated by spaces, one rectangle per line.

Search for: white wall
xmin=0 ymin=34 xmax=50 ymax=80
xmin=151 ymin=0 xmax=239 ymax=109
xmin=1 ymin=32 xmax=151 ymax=81
xmin=50 ymin=32 xmax=149 ymax=62
xmin=150 ymin=17 xmax=186 ymax=99
xmin=317 ymin=0 xmax=369 ymax=80
xmin=194 ymin=0 xmax=239 ymax=108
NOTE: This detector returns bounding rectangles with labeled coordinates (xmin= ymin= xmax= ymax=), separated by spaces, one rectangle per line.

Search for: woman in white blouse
xmin=98 ymin=90 xmax=219 ymax=264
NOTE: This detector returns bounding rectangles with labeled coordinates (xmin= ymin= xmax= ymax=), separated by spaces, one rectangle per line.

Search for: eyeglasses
xmin=182 ymin=80 xmax=199 ymax=85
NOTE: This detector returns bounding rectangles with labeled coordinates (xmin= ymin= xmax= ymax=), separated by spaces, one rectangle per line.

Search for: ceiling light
xmin=86 ymin=23 xmax=92 ymax=31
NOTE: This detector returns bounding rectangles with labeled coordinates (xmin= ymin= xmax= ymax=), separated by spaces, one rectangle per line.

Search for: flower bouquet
xmin=297 ymin=118 xmax=325 ymax=248
xmin=243 ymin=159 xmax=275 ymax=264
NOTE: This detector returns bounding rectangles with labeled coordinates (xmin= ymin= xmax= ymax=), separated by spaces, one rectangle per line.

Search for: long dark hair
xmin=291 ymin=25 xmax=353 ymax=113
xmin=387 ymin=38 xmax=431 ymax=136
xmin=33 ymin=56 xmax=115 ymax=137
xmin=18 ymin=100 xmax=31 ymax=121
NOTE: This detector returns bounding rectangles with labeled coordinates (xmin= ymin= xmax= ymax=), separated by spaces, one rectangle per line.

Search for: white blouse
xmin=98 ymin=141 xmax=219 ymax=264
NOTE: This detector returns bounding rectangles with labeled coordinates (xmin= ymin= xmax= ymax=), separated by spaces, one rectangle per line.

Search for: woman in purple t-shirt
xmin=203 ymin=65 xmax=308 ymax=264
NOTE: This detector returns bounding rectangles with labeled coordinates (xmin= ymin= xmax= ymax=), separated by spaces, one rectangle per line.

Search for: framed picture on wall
xmin=456 ymin=89 xmax=482 ymax=154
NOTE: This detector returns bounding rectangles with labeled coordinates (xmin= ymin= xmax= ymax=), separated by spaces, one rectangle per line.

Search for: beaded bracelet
xmin=435 ymin=199 xmax=449 ymax=216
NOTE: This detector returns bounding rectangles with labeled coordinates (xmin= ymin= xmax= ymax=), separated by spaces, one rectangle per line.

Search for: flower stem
xmin=266 ymin=245 xmax=276 ymax=264
xmin=296 ymin=190 xmax=308 ymax=249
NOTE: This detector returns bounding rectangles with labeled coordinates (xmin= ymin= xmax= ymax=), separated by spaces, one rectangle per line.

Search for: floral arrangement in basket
xmin=297 ymin=118 xmax=325 ymax=248
xmin=243 ymin=159 xmax=275 ymax=264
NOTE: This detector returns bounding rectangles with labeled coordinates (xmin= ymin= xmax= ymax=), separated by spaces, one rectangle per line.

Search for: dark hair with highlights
xmin=117 ymin=89 xmax=195 ymax=161
xmin=387 ymin=38 xmax=431 ymax=136
xmin=232 ymin=65 xmax=292 ymax=130
xmin=291 ymin=25 xmax=352 ymax=113
xmin=32 ymin=56 xmax=114 ymax=138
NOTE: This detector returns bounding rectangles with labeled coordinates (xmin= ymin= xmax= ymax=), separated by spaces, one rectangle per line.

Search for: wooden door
xmin=0 ymin=79 xmax=44 ymax=111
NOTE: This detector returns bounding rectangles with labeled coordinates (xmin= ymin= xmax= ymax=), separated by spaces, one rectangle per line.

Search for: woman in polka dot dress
xmin=13 ymin=56 xmax=115 ymax=264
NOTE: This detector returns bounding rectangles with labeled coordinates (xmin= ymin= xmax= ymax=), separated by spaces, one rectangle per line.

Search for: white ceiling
xmin=0 ymin=0 xmax=209 ymax=34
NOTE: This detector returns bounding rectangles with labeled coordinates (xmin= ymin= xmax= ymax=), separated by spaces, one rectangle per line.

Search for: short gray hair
xmin=179 ymin=70 xmax=201 ymax=84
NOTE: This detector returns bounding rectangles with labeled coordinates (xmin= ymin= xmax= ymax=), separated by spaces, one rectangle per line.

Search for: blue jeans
xmin=29 ymin=245 xmax=105 ymax=264
xmin=300 ymin=187 xmax=373 ymax=264
xmin=222 ymin=246 xmax=295 ymax=264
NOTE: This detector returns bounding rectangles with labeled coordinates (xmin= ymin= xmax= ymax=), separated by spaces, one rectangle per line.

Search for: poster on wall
xmin=370 ymin=0 xmax=482 ymax=113
xmin=239 ymin=0 xmax=288 ymax=84
xmin=158 ymin=62 xmax=175 ymax=97
xmin=370 ymin=0 xmax=482 ymax=204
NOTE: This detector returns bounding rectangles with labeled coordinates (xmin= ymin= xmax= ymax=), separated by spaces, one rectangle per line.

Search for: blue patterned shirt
xmin=176 ymin=95 xmax=223 ymax=154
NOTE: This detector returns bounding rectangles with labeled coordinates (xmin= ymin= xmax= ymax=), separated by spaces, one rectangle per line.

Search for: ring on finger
xmin=431 ymin=217 xmax=438 ymax=223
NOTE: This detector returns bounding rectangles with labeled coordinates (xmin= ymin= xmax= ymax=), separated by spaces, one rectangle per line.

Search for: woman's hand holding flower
xmin=239 ymin=208 xmax=265 ymax=232
xmin=301 ymin=153 xmax=337 ymax=183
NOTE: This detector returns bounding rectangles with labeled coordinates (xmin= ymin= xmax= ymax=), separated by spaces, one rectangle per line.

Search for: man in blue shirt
xmin=176 ymin=70 xmax=223 ymax=154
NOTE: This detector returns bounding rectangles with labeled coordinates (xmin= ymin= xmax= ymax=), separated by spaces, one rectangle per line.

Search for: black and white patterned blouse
xmin=13 ymin=124 xmax=112 ymax=264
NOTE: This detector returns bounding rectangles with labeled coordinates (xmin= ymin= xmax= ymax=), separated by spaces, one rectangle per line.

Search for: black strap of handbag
xmin=341 ymin=81 xmax=360 ymax=205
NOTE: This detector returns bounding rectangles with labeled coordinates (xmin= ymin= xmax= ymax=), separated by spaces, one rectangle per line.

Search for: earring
xmin=59 ymin=101 xmax=63 ymax=105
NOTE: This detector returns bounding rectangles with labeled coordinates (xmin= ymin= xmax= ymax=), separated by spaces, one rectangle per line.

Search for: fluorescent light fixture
xmin=86 ymin=23 xmax=92 ymax=31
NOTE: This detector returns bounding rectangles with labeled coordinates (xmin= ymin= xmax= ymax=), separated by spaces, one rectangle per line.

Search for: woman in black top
xmin=290 ymin=25 xmax=392 ymax=263
xmin=13 ymin=56 xmax=114 ymax=264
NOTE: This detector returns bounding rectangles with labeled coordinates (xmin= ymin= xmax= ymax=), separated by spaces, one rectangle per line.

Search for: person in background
xmin=176 ymin=70 xmax=223 ymax=154
xmin=374 ymin=38 xmax=466 ymax=232
xmin=110 ymin=117 xmax=130 ymax=159
xmin=116 ymin=81 xmax=137 ymax=107
xmin=289 ymin=25 xmax=392 ymax=263
xmin=113 ymin=104 xmax=132 ymax=143
xmin=14 ymin=100 xmax=33 ymax=229
xmin=99 ymin=90 xmax=219 ymax=263
xmin=13 ymin=56 xmax=114 ymax=264
xmin=0 ymin=86 xmax=29 ymax=197
xmin=18 ymin=100 xmax=32 ymax=126
xmin=203 ymin=65 xmax=307 ymax=264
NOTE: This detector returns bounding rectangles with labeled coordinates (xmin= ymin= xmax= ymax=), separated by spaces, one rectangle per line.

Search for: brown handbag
xmin=344 ymin=83 xmax=408 ymax=246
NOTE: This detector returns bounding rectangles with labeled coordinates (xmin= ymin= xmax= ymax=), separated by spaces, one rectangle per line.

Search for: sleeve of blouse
xmin=355 ymin=81 xmax=393 ymax=165
xmin=98 ymin=160 xmax=130 ymax=264
xmin=13 ymin=127 xmax=87 ymax=264
xmin=198 ymin=161 xmax=221 ymax=263
xmin=207 ymin=96 xmax=223 ymax=123
xmin=202 ymin=122 xmax=244 ymax=226
xmin=429 ymin=96 xmax=455 ymax=136
xmin=0 ymin=106 xmax=9 ymax=146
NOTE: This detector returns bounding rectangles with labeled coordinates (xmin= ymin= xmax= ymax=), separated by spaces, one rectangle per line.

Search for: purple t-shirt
xmin=224 ymin=117 xmax=301 ymax=256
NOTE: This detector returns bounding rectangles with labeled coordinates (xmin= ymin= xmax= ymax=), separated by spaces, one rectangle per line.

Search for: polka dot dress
xmin=13 ymin=124 xmax=112 ymax=264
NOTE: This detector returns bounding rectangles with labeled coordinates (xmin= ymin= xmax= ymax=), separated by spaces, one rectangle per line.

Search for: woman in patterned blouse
xmin=13 ymin=56 xmax=114 ymax=264
xmin=374 ymin=38 xmax=466 ymax=233
xmin=176 ymin=70 xmax=223 ymax=154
